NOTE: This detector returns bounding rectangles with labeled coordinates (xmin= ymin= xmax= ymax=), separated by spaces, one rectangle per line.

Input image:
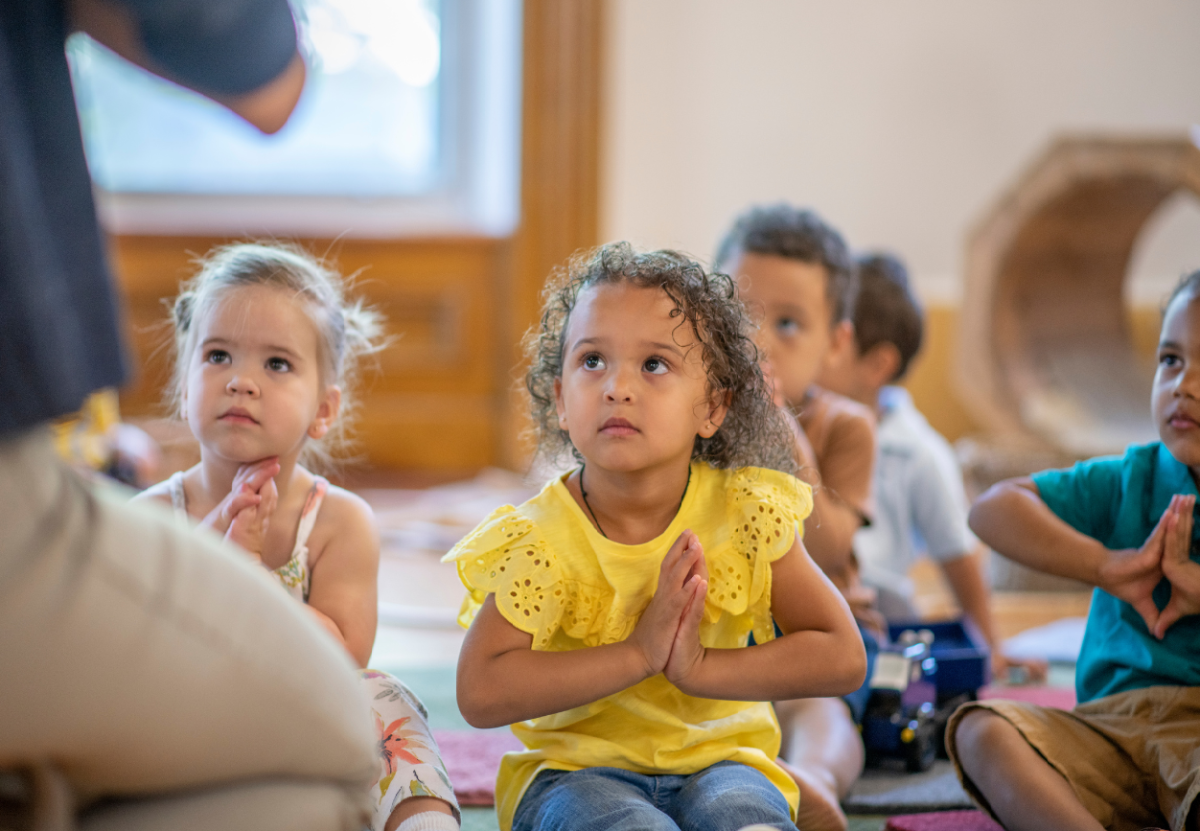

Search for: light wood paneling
xmin=501 ymin=0 xmax=605 ymax=467
xmin=111 ymin=236 xmax=509 ymax=470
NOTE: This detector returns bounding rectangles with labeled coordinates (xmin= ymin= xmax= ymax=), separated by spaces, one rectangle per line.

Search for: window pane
xmin=68 ymin=0 xmax=442 ymax=197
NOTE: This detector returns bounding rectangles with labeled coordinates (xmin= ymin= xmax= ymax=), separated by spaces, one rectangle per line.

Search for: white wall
xmin=601 ymin=1 xmax=1200 ymax=304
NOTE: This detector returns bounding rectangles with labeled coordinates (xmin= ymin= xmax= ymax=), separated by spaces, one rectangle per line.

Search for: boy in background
xmin=819 ymin=253 xmax=1044 ymax=681
xmin=717 ymin=204 xmax=878 ymax=831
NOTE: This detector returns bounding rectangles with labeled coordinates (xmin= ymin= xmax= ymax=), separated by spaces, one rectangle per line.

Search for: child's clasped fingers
xmin=1166 ymin=495 xmax=1195 ymax=566
xmin=233 ymin=457 xmax=280 ymax=494
xmin=224 ymin=486 xmax=262 ymax=520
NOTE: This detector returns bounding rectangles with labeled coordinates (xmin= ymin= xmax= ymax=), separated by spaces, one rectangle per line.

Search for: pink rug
xmin=433 ymin=729 xmax=522 ymax=806
xmin=979 ymin=684 xmax=1076 ymax=710
xmin=885 ymin=809 xmax=1003 ymax=831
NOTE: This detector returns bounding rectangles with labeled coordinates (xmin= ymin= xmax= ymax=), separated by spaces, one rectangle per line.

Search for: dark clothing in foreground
xmin=0 ymin=0 xmax=295 ymax=437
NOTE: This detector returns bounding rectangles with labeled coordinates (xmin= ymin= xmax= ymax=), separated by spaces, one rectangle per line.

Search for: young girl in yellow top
xmin=137 ymin=243 xmax=459 ymax=831
xmin=446 ymin=243 xmax=867 ymax=831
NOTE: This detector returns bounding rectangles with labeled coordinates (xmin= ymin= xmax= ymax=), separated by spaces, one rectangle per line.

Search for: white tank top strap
xmin=294 ymin=475 xmax=328 ymax=553
xmin=166 ymin=471 xmax=189 ymax=522
xmin=272 ymin=475 xmax=328 ymax=604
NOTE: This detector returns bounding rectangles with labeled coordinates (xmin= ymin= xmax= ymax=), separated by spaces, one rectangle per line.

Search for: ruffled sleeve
xmin=442 ymin=506 xmax=565 ymax=650
xmin=703 ymin=468 xmax=814 ymax=646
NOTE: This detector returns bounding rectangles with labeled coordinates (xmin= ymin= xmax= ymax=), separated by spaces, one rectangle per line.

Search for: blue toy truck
xmin=861 ymin=618 xmax=991 ymax=772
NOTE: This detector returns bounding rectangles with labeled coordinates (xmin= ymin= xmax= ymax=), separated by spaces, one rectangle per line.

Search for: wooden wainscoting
xmin=111 ymin=236 xmax=512 ymax=471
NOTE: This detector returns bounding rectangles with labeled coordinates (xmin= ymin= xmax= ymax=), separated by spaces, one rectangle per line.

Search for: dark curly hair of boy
xmin=525 ymin=242 xmax=799 ymax=474
xmin=714 ymin=202 xmax=857 ymax=324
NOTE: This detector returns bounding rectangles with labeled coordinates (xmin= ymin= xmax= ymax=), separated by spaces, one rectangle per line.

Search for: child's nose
xmin=604 ymin=366 xmax=634 ymax=402
xmin=227 ymin=373 xmax=260 ymax=396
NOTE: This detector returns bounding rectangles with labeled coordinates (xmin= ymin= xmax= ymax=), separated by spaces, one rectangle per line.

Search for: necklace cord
xmin=579 ymin=463 xmax=692 ymax=540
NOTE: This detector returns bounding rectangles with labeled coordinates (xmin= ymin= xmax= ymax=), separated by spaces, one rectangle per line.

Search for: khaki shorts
xmin=947 ymin=686 xmax=1200 ymax=831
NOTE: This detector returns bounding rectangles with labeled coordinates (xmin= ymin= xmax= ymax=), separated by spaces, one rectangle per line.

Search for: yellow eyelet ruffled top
xmin=443 ymin=462 xmax=813 ymax=831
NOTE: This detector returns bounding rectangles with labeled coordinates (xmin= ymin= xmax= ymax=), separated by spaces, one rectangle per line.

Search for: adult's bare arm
xmin=68 ymin=0 xmax=305 ymax=134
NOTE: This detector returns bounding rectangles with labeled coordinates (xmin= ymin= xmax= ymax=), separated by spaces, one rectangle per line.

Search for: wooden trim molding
xmin=501 ymin=0 xmax=605 ymax=467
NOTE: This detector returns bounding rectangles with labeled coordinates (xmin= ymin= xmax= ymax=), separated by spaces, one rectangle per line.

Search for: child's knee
xmin=952 ymin=708 xmax=1017 ymax=767
xmin=676 ymin=763 xmax=794 ymax=831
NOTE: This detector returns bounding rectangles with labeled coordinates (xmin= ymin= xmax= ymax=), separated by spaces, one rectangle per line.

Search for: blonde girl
xmin=137 ymin=243 xmax=459 ymax=831
xmin=445 ymin=243 xmax=867 ymax=831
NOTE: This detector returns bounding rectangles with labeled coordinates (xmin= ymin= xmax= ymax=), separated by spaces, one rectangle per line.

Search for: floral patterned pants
xmin=360 ymin=670 xmax=460 ymax=830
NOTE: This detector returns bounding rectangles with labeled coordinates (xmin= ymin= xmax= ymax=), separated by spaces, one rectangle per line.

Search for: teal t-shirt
xmin=1031 ymin=441 xmax=1200 ymax=703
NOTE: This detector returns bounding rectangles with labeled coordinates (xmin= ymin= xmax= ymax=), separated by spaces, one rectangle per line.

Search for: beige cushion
xmin=0 ymin=430 xmax=377 ymax=816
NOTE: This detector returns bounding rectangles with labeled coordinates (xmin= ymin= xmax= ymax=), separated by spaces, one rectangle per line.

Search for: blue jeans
xmin=511 ymin=760 xmax=797 ymax=831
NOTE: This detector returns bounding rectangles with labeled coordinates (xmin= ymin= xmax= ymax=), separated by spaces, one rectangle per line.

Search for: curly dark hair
xmin=714 ymin=202 xmax=857 ymax=324
xmin=525 ymin=242 xmax=798 ymax=474
xmin=1164 ymin=268 xmax=1200 ymax=317
xmin=853 ymin=252 xmax=924 ymax=382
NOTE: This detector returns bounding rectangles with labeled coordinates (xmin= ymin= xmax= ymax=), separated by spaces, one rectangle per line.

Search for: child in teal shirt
xmin=949 ymin=272 xmax=1200 ymax=831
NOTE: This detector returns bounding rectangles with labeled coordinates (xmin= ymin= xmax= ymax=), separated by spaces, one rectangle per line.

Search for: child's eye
xmin=643 ymin=357 xmax=669 ymax=375
xmin=266 ymin=357 xmax=292 ymax=373
xmin=775 ymin=317 xmax=801 ymax=337
xmin=205 ymin=349 xmax=231 ymax=365
xmin=1159 ymin=353 xmax=1182 ymax=368
xmin=582 ymin=353 xmax=605 ymax=371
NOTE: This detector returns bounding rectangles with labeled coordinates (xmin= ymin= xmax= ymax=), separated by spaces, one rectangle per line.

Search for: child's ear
xmin=826 ymin=319 xmax=856 ymax=368
xmin=308 ymin=385 xmax=342 ymax=440
xmin=553 ymin=377 xmax=569 ymax=431
xmin=865 ymin=343 xmax=902 ymax=388
xmin=699 ymin=389 xmax=732 ymax=439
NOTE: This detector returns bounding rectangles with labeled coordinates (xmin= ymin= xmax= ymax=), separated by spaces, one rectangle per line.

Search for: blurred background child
xmin=819 ymin=252 xmax=1047 ymax=682
xmin=716 ymin=204 xmax=880 ymax=831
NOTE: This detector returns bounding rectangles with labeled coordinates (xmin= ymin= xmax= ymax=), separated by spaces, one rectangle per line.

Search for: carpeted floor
xmin=842 ymin=761 xmax=973 ymax=815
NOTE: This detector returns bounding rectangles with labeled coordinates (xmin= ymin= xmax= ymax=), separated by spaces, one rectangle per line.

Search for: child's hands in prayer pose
xmin=199 ymin=457 xmax=280 ymax=535
xmin=196 ymin=457 xmax=281 ymax=561
xmin=629 ymin=530 xmax=708 ymax=678
xmin=1097 ymin=495 xmax=1179 ymax=634
xmin=226 ymin=474 xmax=278 ymax=561
xmin=1154 ymin=494 xmax=1200 ymax=639
xmin=663 ymin=532 xmax=710 ymax=691
xmin=1100 ymin=494 xmax=1200 ymax=639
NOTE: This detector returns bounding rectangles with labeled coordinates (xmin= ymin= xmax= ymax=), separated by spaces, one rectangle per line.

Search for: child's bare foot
xmin=776 ymin=757 xmax=847 ymax=831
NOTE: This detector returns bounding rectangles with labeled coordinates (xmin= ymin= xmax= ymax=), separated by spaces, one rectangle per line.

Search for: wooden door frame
xmin=500 ymin=0 xmax=605 ymax=468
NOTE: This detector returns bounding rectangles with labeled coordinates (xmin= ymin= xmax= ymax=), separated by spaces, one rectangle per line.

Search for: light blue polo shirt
xmin=1031 ymin=442 xmax=1200 ymax=703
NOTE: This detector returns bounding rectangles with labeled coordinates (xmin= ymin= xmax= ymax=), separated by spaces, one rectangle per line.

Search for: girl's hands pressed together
xmin=664 ymin=535 xmax=709 ymax=692
xmin=1154 ymin=494 xmax=1200 ymax=639
xmin=628 ymin=530 xmax=707 ymax=678
xmin=224 ymin=465 xmax=279 ymax=561
xmin=200 ymin=457 xmax=281 ymax=536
